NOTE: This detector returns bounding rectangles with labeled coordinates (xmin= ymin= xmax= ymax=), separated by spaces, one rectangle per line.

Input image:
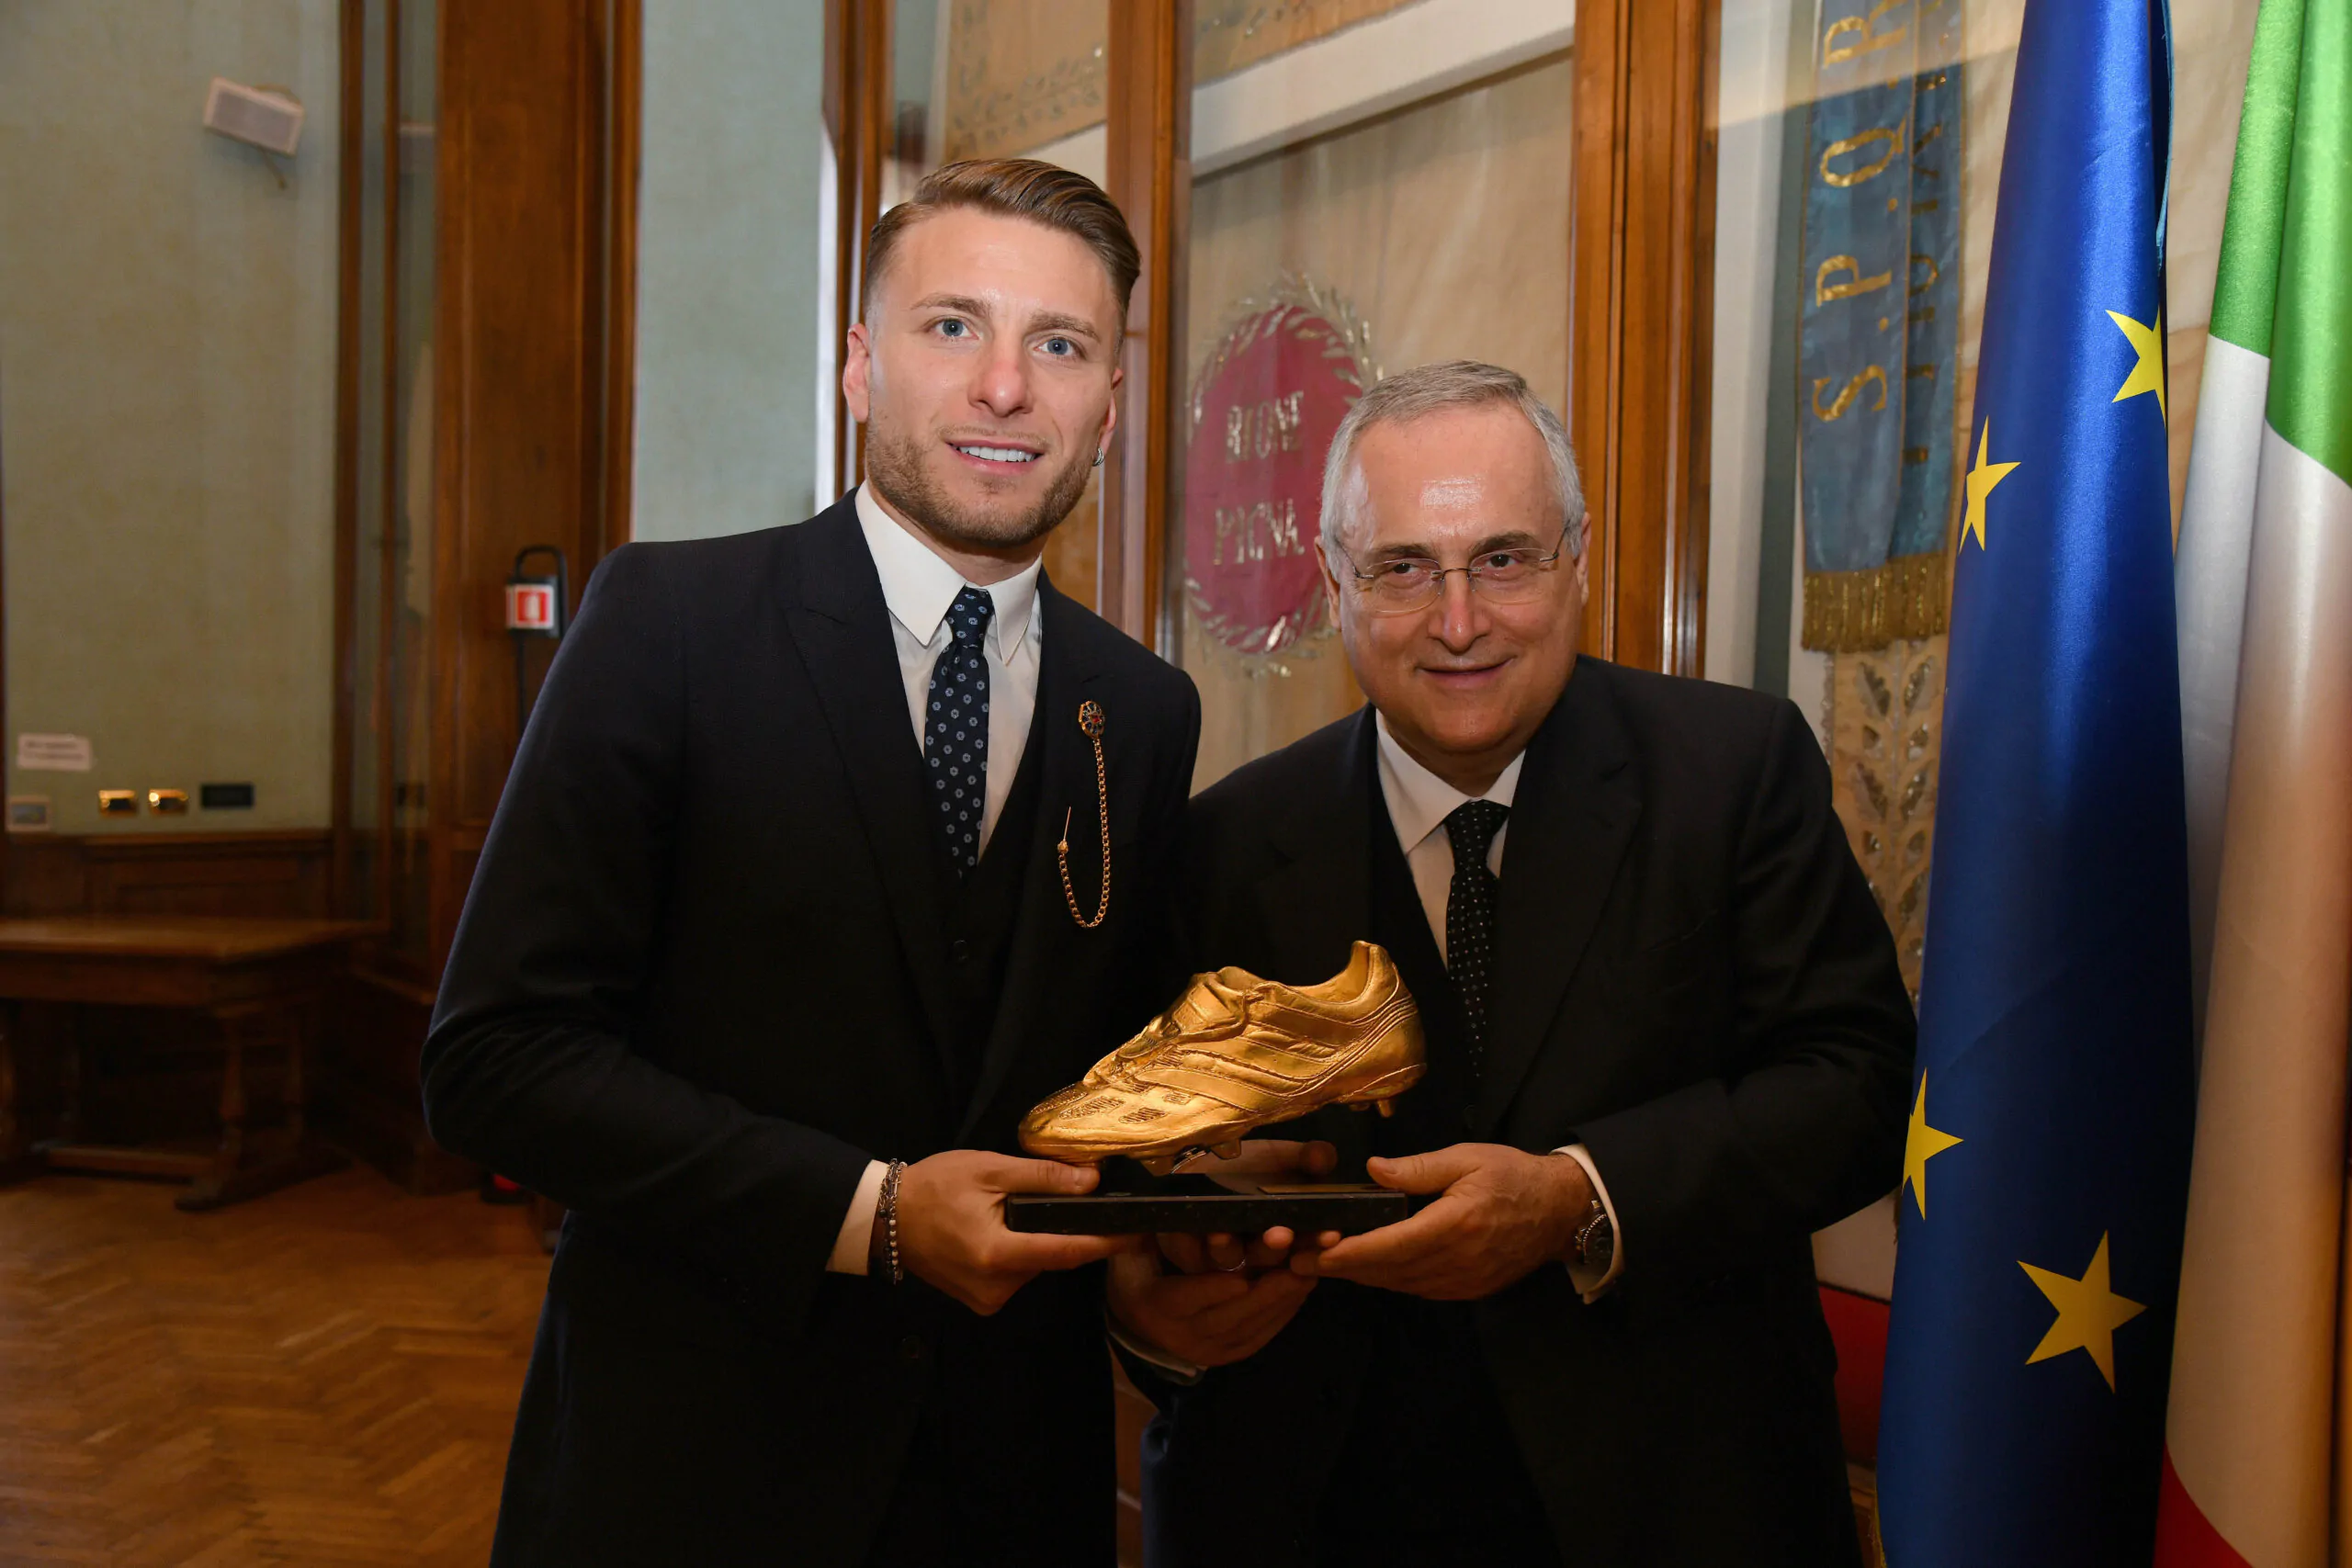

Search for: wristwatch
xmin=1573 ymin=1198 xmax=1615 ymax=1275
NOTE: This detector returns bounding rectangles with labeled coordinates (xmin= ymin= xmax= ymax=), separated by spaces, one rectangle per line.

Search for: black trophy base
xmin=1004 ymin=1158 xmax=1408 ymax=1236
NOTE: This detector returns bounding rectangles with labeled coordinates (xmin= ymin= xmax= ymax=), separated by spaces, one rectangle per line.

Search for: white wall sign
xmin=16 ymin=732 xmax=94 ymax=772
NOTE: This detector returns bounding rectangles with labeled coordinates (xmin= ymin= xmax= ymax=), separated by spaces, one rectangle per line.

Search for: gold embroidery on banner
xmin=1823 ymin=0 xmax=1911 ymax=65
xmin=1830 ymin=637 xmax=1947 ymax=998
xmin=1812 ymin=366 xmax=1892 ymax=422
xmin=1181 ymin=274 xmax=1381 ymax=675
xmin=1816 ymin=255 xmax=1896 ymax=306
xmin=1213 ymin=499 xmax=1308 ymax=565
xmin=1802 ymin=550 xmax=1950 ymax=651
xmin=1226 ymin=390 xmax=1308 ymax=461
xmin=1820 ymin=127 xmax=1906 ymax=187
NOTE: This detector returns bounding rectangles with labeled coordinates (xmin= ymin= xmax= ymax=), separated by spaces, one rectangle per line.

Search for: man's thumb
xmin=1367 ymin=1148 xmax=1470 ymax=1194
xmin=998 ymin=1156 xmax=1101 ymax=1194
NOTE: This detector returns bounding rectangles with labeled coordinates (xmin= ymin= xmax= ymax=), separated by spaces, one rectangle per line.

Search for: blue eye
xmin=937 ymin=319 xmax=969 ymax=339
xmin=1043 ymin=336 xmax=1075 ymax=356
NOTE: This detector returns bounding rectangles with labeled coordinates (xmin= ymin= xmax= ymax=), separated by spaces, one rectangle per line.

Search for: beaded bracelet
xmin=877 ymin=1159 xmax=909 ymax=1285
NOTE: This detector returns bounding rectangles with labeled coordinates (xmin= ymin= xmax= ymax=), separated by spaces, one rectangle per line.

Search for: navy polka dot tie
xmin=1443 ymin=799 xmax=1509 ymax=1079
xmin=926 ymin=586 xmax=995 ymax=876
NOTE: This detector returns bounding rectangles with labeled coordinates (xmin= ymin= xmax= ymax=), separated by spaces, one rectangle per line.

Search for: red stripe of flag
xmin=2154 ymin=1449 xmax=2255 ymax=1568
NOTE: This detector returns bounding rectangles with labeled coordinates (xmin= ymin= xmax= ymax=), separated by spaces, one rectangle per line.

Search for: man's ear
xmin=1572 ymin=542 xmax=1589 ymax=606
xmin=1098 ymin=360 xmax=1123 ymax=457
xmin=1317 ymin=541 xmax=1346 ymax=628
xmin=842 ymin=321 xmax=873 ymax=423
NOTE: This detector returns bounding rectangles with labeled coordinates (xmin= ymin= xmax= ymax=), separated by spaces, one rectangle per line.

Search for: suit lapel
xmin=778 ymin=502 xmax=963 ymax=1072
xmin=1476 ymin=661 xmax=1642 ymax=1134
xmin=1251 ymin=709 xmax=1378 ymax=986
xmin=957 ymin=580 xmax=1110 ymax=1141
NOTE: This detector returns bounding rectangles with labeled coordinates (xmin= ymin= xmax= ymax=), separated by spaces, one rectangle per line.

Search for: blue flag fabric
xmin=1875 ymin=1 xmax=2195 ymax=1563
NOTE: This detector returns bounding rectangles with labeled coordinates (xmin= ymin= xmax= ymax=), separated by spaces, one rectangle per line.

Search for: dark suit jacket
xmin=423 ymin=498 xmax=1201 ymax=1567
xmin=1145 ymin=658 xmax=1914 ymax=1568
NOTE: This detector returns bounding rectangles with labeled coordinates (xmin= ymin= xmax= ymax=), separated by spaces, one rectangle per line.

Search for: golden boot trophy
xmin=1009 ymin=942 xmax=1424 ymax=1235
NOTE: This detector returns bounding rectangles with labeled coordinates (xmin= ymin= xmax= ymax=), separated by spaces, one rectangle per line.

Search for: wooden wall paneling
xmin=1570 ymin=0 xmax=1721 ymax=674
xmin=2 ymin=834 xmax=334 ymax=920
xmin=825 ymin=0 xmax=892 ymax=502
xmin=431 ymin=0 xmax=617 ymax=974
xmin=375 ymin=0 xmax=407 ymax=942
xmin=1102 ymin=0 xmax=1193 ymax=649
xmin=581 ymin=0 xmax=618 ymax=569
xmin=316 ymin=964 xmax=473 ymax=1192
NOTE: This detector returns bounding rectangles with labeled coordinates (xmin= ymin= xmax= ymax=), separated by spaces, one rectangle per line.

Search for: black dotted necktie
xmin=925 ymin=586 xmax=995 ymax=875
xmin=1443 ymin=799 xmax=1510 ymax=1077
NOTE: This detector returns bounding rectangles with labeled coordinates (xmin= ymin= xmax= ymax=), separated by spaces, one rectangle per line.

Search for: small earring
xmin=1092 ymin=449 xmax=1105 ymax=468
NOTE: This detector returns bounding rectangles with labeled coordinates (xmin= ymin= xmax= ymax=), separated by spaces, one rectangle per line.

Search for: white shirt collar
xmin=1373 ymin=710 xmax=1524 ymax=856
xmin=854 ymin=483 xmax=1040 ymax=660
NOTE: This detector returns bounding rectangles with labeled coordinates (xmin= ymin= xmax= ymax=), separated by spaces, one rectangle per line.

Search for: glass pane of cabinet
xmin=1703 ymin=0 xmax=2262 ymax=996
xmin=1169 ymin=6 xmax=1576 ymax=789
xmin=885 ymin=1 xmax=1112 ymax=609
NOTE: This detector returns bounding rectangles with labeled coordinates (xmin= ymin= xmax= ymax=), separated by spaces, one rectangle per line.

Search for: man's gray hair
xmin=1317 ymin=360 xmax=1587 ymax=567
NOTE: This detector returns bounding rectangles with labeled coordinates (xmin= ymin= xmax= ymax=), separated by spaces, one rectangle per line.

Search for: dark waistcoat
xmin=931 ymin=706 xmax=1046 ymax=1094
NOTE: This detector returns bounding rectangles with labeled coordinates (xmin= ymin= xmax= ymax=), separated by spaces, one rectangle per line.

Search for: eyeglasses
xmin=1338 ymin=521 xmax=1574 ymax=615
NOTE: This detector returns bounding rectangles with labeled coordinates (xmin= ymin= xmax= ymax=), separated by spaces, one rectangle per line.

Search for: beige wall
xmin=1178 ymin=54 xmax=1574 ymax=789
xmin=633 ymin=0 xmax=831 ymax=540
xmin=0 ymin=0 xmax=342 ymax=835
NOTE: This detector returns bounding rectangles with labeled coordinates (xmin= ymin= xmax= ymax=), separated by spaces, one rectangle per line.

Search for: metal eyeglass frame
xmin=1337 ymin=518 xmax=1577 ymax=612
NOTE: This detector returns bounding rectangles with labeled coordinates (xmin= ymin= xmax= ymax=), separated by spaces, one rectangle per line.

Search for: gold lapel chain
xmin=1058 ymin=700 xmax=1111 ymax=929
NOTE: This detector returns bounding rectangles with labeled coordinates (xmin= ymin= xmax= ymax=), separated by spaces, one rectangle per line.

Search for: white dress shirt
xmin=1373 ymin=714 xmax=1624 ymax=1299
xmin=855 ymin=482 xmax=1044 ymax=853
xmin=1110 ymin=713 xmax=1634 ymax=1382
xmin=828 ymin=485 xmax=1047 ymax=1274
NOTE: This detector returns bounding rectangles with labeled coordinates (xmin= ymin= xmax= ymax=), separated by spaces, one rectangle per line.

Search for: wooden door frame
xmin=1101 ymin=1 xmax=1192 ymax=647
xmin=822 ymin=0 xmax=893 ymax=506
xmin=425 ymin=0 xmax=628 ymax=978
xmin=1572 ymin=0 xmax=1721 ymax=674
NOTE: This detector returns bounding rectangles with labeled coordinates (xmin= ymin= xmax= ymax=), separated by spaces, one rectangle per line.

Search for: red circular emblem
xmin=1183 ymin=279 xmax=1377 ymax=656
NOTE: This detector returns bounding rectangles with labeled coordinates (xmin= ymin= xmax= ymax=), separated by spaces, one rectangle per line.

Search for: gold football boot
xmin=1020 ymin=941 xmax=1425 ymax=1170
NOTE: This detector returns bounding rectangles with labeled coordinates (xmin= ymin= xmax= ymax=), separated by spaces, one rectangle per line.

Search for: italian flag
xmin=2160 ymin=0 xmax=2352 ymax=1563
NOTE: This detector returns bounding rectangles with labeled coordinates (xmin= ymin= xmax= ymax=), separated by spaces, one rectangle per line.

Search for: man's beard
xmin=864 ymin=420 xmax=1096 ymax=554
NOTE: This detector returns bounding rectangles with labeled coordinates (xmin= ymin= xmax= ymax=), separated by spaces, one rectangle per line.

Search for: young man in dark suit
xmin=424 ymin=160 xmax=1201 ymax=1567
xmin=1109 ymin=362 xmax=1914 ymax=1566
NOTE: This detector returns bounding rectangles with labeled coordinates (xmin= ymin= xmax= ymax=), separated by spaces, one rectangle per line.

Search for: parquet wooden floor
xmin=0 ymin=1168 xmax=548 ymax=1566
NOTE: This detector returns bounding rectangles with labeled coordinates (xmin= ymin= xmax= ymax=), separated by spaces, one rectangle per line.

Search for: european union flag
xmin=1875 ymin=1 xmax=2194 ymax=1562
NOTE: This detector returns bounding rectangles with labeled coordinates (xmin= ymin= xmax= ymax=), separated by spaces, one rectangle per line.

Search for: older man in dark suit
xmin=1110 ymin=361 xmax=1913 ymax=1567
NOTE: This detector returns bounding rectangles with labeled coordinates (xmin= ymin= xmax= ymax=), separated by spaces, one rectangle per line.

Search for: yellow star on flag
xmin=2019 ymin=1233 xmax=2146 ymax=1392
xmin=1903 ymin=1074 xmax=1963 ymax=1219
xmin=2106 ymin=309 xmax=2166 ymax=421
xmin=1962 ymin=421 xmax=2020 ymax=552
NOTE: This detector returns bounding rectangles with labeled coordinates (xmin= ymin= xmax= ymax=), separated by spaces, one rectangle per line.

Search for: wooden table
xmin=0 ymin=918 xmax=377 ymax=1210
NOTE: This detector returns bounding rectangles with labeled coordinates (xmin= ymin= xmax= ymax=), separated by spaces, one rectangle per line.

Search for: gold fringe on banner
xmin=1802 ymin=550 xmax=1951 ymax=652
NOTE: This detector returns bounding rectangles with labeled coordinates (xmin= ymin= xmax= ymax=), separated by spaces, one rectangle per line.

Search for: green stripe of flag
xmin=2268 ymin=0 xmax=2352 ymax=485
xmin=2210 ymin=0 xmax=2307 ymax=355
